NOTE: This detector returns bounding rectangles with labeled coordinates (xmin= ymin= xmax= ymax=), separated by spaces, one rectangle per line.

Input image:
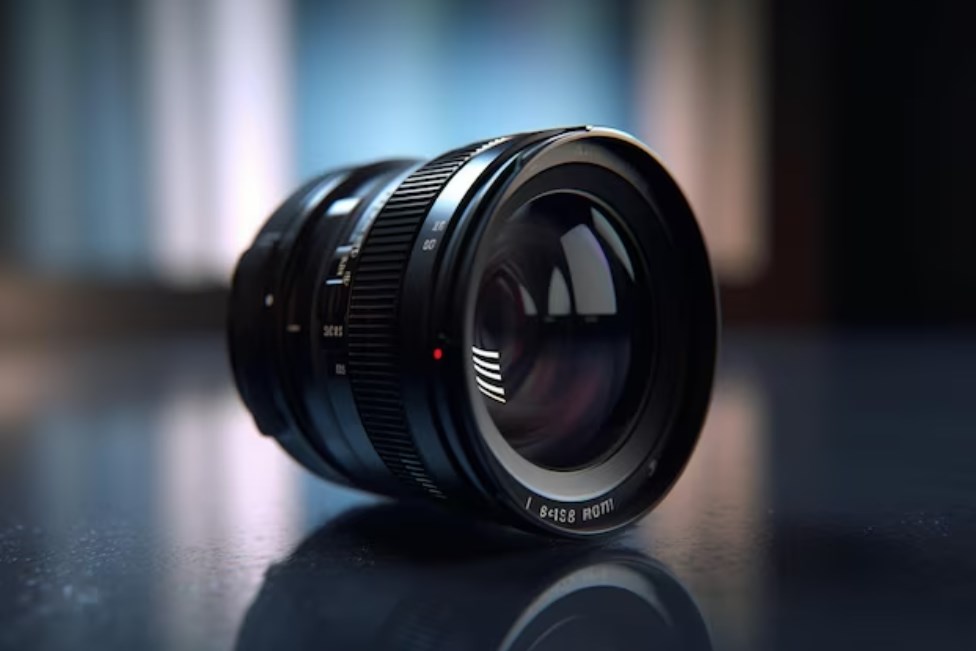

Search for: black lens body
xmin=228 ymin=127 xmax=718 ymax=537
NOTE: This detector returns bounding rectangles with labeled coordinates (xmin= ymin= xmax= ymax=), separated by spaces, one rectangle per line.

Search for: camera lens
xmin=228 ymin=127 xmax=717 ymax=537
xmin=473 ymin=193 xmax=651 ymax=471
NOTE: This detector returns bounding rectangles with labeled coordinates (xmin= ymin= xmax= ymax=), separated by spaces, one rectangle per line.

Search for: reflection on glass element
xmin=473 ymin=194 xmax=647 ymax=470
xmin=592 ymin=207 xmax=636 ymax=280
xmin=561 ymin=222 xmax=617 ymax=315
xmin=546 ymin=268 xmax=571 ymax=316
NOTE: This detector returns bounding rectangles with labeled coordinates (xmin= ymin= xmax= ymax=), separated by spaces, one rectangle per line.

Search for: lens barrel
xmin=228 ymin=127 xmax=718 ymax=537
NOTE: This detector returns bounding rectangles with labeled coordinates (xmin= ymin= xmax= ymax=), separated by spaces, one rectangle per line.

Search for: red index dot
xmin=432 ymin=348 xmax=444 ymax=361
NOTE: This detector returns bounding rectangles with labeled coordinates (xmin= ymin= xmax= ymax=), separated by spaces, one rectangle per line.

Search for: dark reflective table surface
xmin=1 ymin=332 xmax=974 ymax=650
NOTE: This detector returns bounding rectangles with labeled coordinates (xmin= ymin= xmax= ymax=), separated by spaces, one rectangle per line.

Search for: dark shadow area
xmin=766 ymin=519 xmax=976 ymax=651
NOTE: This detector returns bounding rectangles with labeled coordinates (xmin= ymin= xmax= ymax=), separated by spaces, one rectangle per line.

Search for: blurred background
xmin=3 ymin=0 xmax=972 ymax=339
xmin=1 ymin=1 xmax=974 ymax=650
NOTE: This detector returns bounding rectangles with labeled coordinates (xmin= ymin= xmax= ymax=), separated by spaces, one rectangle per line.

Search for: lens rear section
xmin=228 ymin=127 xmax=718 ymax=537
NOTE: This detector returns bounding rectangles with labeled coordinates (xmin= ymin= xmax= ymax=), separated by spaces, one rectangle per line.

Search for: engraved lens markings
xmin=472 ymin=346 xmax=506 ymax=403
xmin=536 ymin=497 xmax=616 ymax=525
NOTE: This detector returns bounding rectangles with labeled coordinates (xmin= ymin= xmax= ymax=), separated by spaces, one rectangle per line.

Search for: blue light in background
xmin=294 ymin=0 xmax=632 ymax=177
xmin=6 ymin=0 xmax=636 ymax=282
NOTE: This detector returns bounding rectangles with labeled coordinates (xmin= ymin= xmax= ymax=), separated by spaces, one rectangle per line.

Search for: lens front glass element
xmin=472 ymin=192 xmax=651 ymax=470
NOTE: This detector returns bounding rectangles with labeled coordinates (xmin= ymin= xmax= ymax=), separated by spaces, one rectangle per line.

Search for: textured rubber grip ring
xmin=346 ymin=139 xmax=498 ymax=497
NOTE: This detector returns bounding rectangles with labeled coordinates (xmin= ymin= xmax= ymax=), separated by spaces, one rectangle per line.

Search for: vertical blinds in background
xmin=10 ymin=0 xmax=294 ymax=285
xmin=14 ymin=0 xmax=150 ymax=278
xmin=5 ymin=0 xmax=764 ymax=287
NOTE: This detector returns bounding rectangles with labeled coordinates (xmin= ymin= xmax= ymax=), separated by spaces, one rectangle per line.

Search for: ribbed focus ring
xmin=347 ymin=140 xmax=496 ymax=497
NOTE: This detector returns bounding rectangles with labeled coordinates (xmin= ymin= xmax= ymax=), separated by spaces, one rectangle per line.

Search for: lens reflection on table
xmin=236 ymin=505 xmax=711 ymax=651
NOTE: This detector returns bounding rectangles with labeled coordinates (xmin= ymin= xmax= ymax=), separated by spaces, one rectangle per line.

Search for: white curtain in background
xmin=145 ymin=0 xmax=294 ymax=284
